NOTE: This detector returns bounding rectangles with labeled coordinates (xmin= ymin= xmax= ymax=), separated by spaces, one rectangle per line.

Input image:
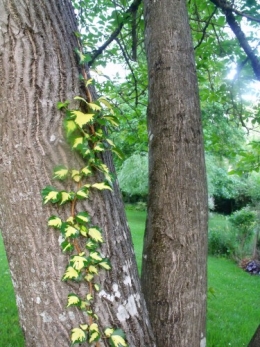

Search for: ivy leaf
xmin=85 ymin=273 xmax=94 ymax=282
xmin=71 ymin=169 xmax=81 ymax=182
xmin=71 ymin=110 xmax=95 ymax=128
xmin=112 ymin=147 xmax=124 ymax=160
xmin=79 ymin=324 xmax=88 ymax=331
xmin=104 ymin=327 xmax=115 ymax=338
xmin=76 ymin=187 xmax=89 ymax=199
xmin=63 ymin=119 xmax=77 ymax=137
xmin=75 ymin=212 xmax=90 ymax=224
xmin=70 ymin=254 xmax=88 ymax=271
xmin=62 ymin=266 xmax=80 ymax=281
xmin=79 ymin=225 xmax=88 ymax=237
xmin=89 ymin=323 xmax=100 ymax=343
xmin=98 ymin=259 xmax=112 ymax=271
xmin=61 ymin=240 xmax=74 ymax=253
xmin=85 ymin=240 xmax=98 ymax=251
xmin=67 ymin=293 xmax=81 ymax=307
xmin=88 ymin=265 xmax=98 ymax=274
xmin=71 ymin=136 xmax=84 ymax=149
xmin=89 ymin=251 xmax=103 ymax=262
xmin=109 ymin=329 xmax=128 ymax=347
xmin=71 ymin=327 xmax=86 ymax=344
xmin=92 ymin=182 xmax=112 ymax=191
xmin=64 ymin=225 xmax=79 ymax=238
xmin=98 ymin=97 xmax=114 ymax=113
xmin=57 ymin=100 xmax=70 ymax=110
xmin=103 ymin=115 xmax=119 ymax=127
xmin=41 ymin=186 xmax=60 ymax=204
xmin=53 ymin=165 xmax=69 ymax=180
xmin=86 ymin=293 xmax=93 ymax=301
xmin=60 ymin=191 xmax=75 ymax=205
xmin=94 ymin=283 xmax=100 ymax=292
xmin=87 ymin=102 xmax=102 ymax=111
xmin=88 ymin=227 xmax=103 ymax=243
xmin=81 ymin=166 xmax=92 ymax=177
xmin=48 ymin=216 xmax=62 ymax=229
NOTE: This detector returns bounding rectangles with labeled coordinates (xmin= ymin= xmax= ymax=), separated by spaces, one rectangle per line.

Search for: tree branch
xmin=88 ymin=0 xmax=142 ymax=66
xmin=210 ymin=0 xmax=260 ymax=80
xmin=194 ymin=7 xmax=217 ymax=50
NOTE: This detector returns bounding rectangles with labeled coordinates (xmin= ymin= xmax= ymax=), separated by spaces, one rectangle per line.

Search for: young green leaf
xmin=53 ymin=165 xmax=69 ymax=180
xmin=103 ymin=115 xmax=119 ymax=127
xmin=57 ymin=100 xmax=70 ymax=110
xmin=87 ymin=102 xmax=102 ymax=111
xmin=48 ymin=216 xmax=62 ymax=229
xmin=71 ymin=327 xmax=86 ymax=344
xmin=98 ymin=97 xmax=114 ymax=113
xmin=63 ymin=118 xmax=77 ymax=137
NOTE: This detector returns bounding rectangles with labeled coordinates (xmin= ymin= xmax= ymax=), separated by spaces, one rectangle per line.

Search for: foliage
xmin=42 ymin=79 xmax=128 ymax=346
xmin=229 ymin=207 xmax=257 ymax=256
xmin=118 ymin=153 xmax=148 ymax=199
xmin=208 ymin=226 xmax=236 ymax=256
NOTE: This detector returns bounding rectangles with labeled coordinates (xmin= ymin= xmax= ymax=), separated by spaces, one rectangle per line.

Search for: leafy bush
xmin=229 ymin=207 xmax=256 ymax=257
xmin=118 ymin=153 xmax=148 ymax=199
xmin=208 ymin=226 xmax=236 ymax=257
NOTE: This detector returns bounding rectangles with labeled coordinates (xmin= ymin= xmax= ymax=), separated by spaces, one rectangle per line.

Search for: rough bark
xmin=141 ymin=1 xmax=208 ymax=347
xmin=0 ymin=1 xmax=154 ymax=346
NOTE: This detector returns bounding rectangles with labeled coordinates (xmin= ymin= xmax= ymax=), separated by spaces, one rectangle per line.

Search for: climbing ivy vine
xmin=41 ymin=76 xmax=127 ymax=346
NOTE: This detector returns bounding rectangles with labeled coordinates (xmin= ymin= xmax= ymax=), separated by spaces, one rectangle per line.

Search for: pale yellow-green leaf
xmin=53 ymin=167 xmax=69 ymax=180
xmin=43 ymin=191 xmax=59 ymax=204
xmin=48 ymin=216 xmax=62 ymax=228
xmin=66 ymin=216 xmax=74 ymax=224
xmin=99 ymin=261 xmax=111 ymax=270
xmin=74 ymin=96 xmax=88 ymax=104
xmin=89 ymin=331 xmax=99 ymax=344
xmin=104 ymin=328 xmax=114 ymax=338
xmin=86 ymin=78 xmax=93 ymax=86
xmin=86 ymin=293 xmax=93 ymax=301
xmin=87 ymin=102 xmax=101 ymax=111
xmin=71 ymin=110 xmax=95 ymax=128
xmin=76 ymin=189 xmax=89 ymax=199
xmin=98 ymin=97 xmax=114 ymax=113
xmin=88 ymin=228 xmax=103 ymax=243
xmin=81 ymin=166 xmax=91 ymax=176
xmin=106 ymin=138 xmax=115 ymax=147
xmin=67 ymin=295 xmax=80 ymax=307
xmin=60 ymin=192 xmax=73 ymax=205
xmin=79 ymin=324 xmax=88 ymax=331
xmin=110 ymin=335 xmax=127 ymax=347
xmin=72 ymin=136 xmax=84 ymax=149
xmin=76 ymin=214 xmax=89 ymax=223
xmin=94 ymin=144 xmax=104 ymax=152
xmin=94 ymin=283 xmax=100 ymax=292
xmin=89 ymin=323 xmax=99 ymax=333
xmin=80 ymin=300 xmax=88 ymax=310
xmin=64 ymin=225 xmax=78 ymax=238
xmin=63 ymin=266 xmax=79 ymax=280
xmin=92 ymin=182 xmax=112 ymax=191
xmin=85 ymin=273 xmax=94 ymax=282
xmin=71 ymin=255 xmax=87 ymax=271
xmin=79 ymin=225 xmax=88 ymax=237
xmin=71 ymin=328 xmax=86 ymax=344
xmin=71 ymin=170 xmax=81 ymax=182
xmin=64 ymin=119 xmax=77 ymax=136
xmin=88 ymin=265 xmax=98 ymax=274
xmin=98 ymin=163 xmax=109 ymax=173
xmin=90 ymin=252 xmax=103 ymax=262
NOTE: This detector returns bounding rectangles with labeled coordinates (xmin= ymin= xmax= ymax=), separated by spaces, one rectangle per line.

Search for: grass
xmin=0 ymin=234 xmax=25 ymax=347
xmin=1 ymin=211 xmax=260 ymax=346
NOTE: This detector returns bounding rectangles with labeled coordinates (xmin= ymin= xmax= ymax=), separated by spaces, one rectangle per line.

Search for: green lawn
xmin=1 ymin=212 xmax=260 ymax=346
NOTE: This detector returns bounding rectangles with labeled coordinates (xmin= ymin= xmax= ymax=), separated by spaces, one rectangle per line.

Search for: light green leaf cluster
xmin=42 ymin=84 xmax=128 ymax=347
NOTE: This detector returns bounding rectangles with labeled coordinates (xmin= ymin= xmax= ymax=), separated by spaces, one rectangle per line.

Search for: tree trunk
xmin=0 ymin=1 xmax=154 ymax=346
xmin=141 ymin=1 xmax=208 ymax=347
